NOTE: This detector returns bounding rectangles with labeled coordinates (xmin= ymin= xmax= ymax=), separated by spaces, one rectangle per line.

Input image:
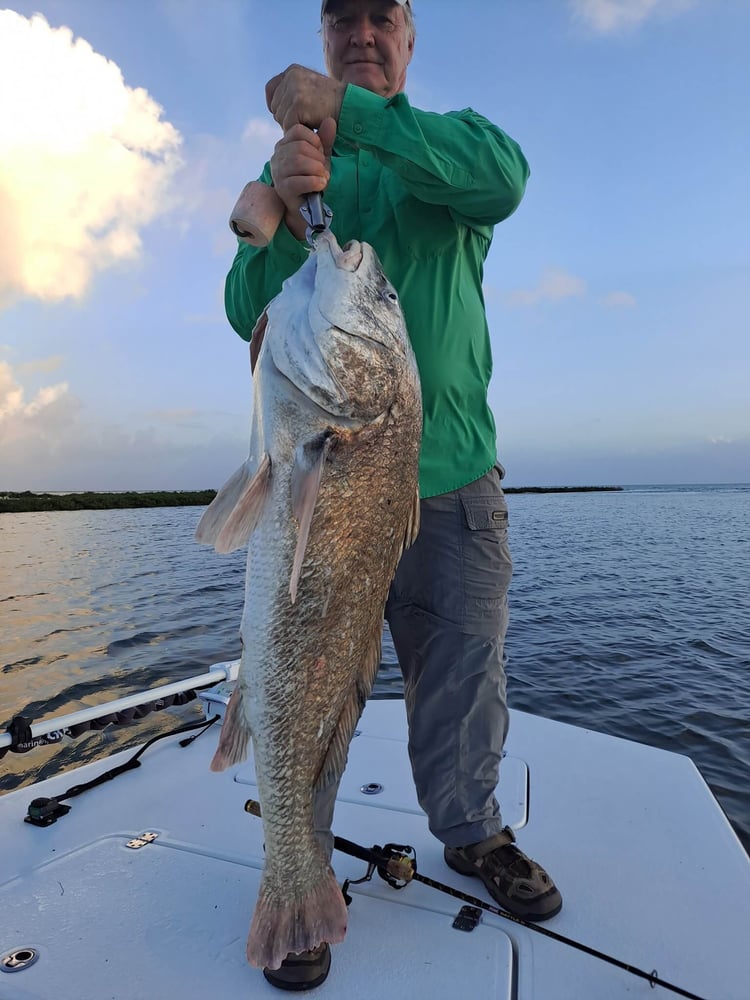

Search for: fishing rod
xmin=244 ymin=799 xmax=709 ymax=1000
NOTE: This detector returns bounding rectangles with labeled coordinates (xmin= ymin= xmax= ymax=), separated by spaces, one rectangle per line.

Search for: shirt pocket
xmin=381 ymin=179 xmax=460 ymax=261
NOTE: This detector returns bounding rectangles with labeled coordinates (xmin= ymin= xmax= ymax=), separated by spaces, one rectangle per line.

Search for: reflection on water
xmin=1 ymin=487 xmax=748 ymax=853
xmin=1 ymin=507 xmax=244 ymax=787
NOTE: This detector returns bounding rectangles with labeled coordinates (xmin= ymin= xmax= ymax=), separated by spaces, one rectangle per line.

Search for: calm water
xmin=1 ymin=484 xmax=748 ymax=852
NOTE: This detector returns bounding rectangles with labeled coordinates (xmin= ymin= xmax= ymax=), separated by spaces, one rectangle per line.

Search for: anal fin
xmin=210 ymin=687 xmax=251 ymax=772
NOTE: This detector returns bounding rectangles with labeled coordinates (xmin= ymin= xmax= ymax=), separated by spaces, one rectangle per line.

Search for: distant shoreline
xmin=0 ymin=485 xmax=623 ymax=513
xmin=503 ymin=485 xmax=622 ymax=494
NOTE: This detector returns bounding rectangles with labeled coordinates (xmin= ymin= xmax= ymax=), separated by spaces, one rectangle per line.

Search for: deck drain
xmin=1 ymin=947 xmax=39 ymax=973
xmin=360 ymin=782 xmax=384 ymax=795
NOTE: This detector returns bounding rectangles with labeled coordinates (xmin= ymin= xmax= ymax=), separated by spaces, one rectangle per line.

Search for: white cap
xmin=321 ymin=0 xmax=410 ymax=16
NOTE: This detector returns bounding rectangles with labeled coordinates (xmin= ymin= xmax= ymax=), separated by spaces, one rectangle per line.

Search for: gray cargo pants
xmin=314 ymin=464 xmax=512 ymax=853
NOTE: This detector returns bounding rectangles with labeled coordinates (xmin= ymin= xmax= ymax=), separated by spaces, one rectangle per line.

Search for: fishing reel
xmin=342 ymin=842 xmax=416 ymax=904
xmin=377 ymin=842 xmax=417 ymax=889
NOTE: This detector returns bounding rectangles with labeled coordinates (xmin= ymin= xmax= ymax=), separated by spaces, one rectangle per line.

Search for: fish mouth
xmin=317 ymin=230 xmax=363 ymax=272
xmin=338 ymin=240 xmax=363 ymax=271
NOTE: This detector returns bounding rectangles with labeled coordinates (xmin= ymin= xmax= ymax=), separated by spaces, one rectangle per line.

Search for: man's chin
xmin=342 ymin=64 xmax=387 ymax=93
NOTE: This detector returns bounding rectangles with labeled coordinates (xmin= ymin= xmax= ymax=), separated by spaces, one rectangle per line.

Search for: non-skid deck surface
xmin=1 ymin=700 xmax=748 ymax=999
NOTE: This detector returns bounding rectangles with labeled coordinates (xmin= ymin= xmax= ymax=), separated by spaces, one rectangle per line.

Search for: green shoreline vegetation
xmin=0 ymin=490 xmax=217 ymax=513
xmin=0 ymin=486 xmax=622 ymax=513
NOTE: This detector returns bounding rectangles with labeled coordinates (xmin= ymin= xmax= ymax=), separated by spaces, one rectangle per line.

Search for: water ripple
xmin=1 ymin=489 xmax=748 ymax=854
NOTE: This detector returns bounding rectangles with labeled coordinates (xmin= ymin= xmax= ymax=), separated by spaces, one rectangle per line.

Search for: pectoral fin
xmin=289 ymin=431 xmax=335 ymax=603
xmin=195 ymin=453 xmax=271 ymax=554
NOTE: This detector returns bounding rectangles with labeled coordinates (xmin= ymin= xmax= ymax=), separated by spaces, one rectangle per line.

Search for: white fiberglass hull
xmin=1 ymin=678 xmax=748 ymax=999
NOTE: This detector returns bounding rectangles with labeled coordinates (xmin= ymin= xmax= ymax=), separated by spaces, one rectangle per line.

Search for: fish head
xmin=305 ymin=231 xmax=415 ymax=420
xmin=264 ymin=230 xmax=416 ymax=423
xmin=311 ymin=231 xmax=406 ymax=354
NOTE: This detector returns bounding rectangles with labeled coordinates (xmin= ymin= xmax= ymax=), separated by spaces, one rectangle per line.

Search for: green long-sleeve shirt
xmin=225 ymin=84 xmax=529 ymax=498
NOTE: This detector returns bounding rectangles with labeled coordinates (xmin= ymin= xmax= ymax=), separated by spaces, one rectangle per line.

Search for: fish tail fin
xmin=210 ymin=687 xmax=251 ymax=771
xmin=246 ymin=866 xmax=347 ymax=970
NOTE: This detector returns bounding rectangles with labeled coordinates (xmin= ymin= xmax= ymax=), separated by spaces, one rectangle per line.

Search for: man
xmin=225 ymin=0 xmax=562 ymax=989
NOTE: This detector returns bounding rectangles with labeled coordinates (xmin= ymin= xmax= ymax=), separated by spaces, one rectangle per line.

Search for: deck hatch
xmin=0 ymin=835 xmax=514 ymax=998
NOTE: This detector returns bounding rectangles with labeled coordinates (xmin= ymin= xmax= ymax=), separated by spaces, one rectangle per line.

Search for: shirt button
xmin=353 ymin=123 xmax=363 ymax=135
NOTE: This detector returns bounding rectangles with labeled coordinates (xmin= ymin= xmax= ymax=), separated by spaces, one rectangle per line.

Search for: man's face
xmin=322 ymin=0 xmax=414 ymax=99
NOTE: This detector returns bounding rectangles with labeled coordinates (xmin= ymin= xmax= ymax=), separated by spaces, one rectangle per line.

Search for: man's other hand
xmin=266 ymin=64 xmax=346 ymax=132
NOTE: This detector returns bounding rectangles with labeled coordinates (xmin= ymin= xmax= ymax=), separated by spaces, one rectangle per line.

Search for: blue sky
xmin=1 ymin=0 xmax=747 ymax=489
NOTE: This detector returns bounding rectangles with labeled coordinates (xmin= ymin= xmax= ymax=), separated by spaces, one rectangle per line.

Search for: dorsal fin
xmin=209 ymin=686 xmax=251 ymax=772
xmin=313 ymin=622 xmax=383 ymax=793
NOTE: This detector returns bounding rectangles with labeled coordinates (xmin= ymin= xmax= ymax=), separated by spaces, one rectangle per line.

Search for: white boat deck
xmin=1 ymin=693 xmax=748 ymax=999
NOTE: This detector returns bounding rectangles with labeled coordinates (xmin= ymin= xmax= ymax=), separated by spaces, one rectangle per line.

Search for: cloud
xmin=0 ymin=356 xmax=249 ymax=489
xmin=0 ymin=355 xmax=247 ymax=489
xmin=171 ymin=117 xmax=281 ymax=246
xmin=17 ymin=355 xmax=66 ymax=375
xmin=0 ymin=10 xmax=182 ymax=310
xmin=600 ymin=290 xmax=637 ymax=308
xmin=569 ymin=0 xmax=696 ymax=34
xmin=242 ymin=117 xmax=283 ymax=150
xmin=0 ymin=359 xmax=73 ymax=440
xmin=508 ymin=268 xmax=587 ymax=306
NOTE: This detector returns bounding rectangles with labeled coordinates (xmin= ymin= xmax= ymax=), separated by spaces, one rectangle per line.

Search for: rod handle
xmin=229 ymin=182 xmax=286 ymax=247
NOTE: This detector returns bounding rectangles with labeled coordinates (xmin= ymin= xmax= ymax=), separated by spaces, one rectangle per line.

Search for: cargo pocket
xmin=458 ymin=492 xmax=512 ymax=636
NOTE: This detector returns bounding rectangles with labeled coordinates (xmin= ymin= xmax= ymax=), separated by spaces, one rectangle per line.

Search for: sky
xmin=0 ymin=0 xmax=748 ymax=490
